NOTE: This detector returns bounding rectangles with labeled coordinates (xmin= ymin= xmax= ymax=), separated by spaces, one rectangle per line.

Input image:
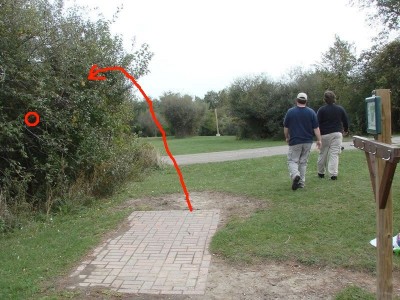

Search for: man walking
xmin=284 ymin=93 xmax=322 ymax=190
xmin=317 ymin=91 xmax=349 ymax=180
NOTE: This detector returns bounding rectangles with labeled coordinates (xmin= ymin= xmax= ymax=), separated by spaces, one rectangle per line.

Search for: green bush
xmin=160 ymin=93 xmax=206 ymax=138
xmin=0 ymin=0 xmax=155 ymax=230
xmin=228 ymin=75 xmax=293 ymax=139
xmin=199 ymin=109 xmax=217 ymax=136
xmin=91 ymin=139 xmax=160 ymax=197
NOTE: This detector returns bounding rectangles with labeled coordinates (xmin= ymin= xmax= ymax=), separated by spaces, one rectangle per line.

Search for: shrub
xmin=199 ymin=110 xmax=217 ymax=136
xmin=228 ymin=75 xmax=293 ymax=139
xmin=0 ymin=0 xmax=155 ymax=230
xmin=91 ymin=139 xmax=160 ymax=197
xmin=160 ymin=93 xmax=206 ymax=138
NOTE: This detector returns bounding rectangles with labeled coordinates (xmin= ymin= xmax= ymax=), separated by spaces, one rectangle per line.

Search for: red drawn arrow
xmin=88 ymin=64 xmax=193 ymax=212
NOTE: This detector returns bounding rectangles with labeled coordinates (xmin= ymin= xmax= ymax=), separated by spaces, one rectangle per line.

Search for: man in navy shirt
xmin=284 ymin=93 xmax=322 ymax=190
xmin=317 ymin=91 xmax=349 ymax=180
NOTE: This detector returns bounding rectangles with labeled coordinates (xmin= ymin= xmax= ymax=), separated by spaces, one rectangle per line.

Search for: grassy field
xmin=144 ymin=135 xmax=286 ymax=155
xmin=126 ymin=150 xmax=400 ymax=270
xmin=1 ymin=137 xmax=399 ymax=299
xmin=0 ymin=198 xmax=133 ymax=299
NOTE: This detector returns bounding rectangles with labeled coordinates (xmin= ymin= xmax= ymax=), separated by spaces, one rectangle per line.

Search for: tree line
xmin=133 ymin=33 xmax=400 ymax=139
xmin=132 ymin=0 xmax=400 ymax=139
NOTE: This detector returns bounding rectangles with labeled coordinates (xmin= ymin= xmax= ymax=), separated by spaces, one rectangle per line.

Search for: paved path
xmin=68 ymin=210 xmax=220 ymax=295
xmin=161 ymin=137 xmax=400 ymax=165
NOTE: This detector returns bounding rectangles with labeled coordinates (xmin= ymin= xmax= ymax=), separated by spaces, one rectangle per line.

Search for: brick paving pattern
xmin=68 ymin=210 xmax=220 ymax=295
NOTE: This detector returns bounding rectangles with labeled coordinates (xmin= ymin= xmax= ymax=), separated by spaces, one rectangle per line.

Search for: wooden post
xmin=375 ymin=89 xmax=392 ymax=299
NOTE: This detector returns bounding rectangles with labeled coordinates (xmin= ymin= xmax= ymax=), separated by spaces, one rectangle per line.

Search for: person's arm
xmin=284 ymin=127 xmax=289 ymax=144
xmin=342 ymin=108 xmax=349 ymax=136
xmin=312 ymin=111 xmax=322 ymax=149
xmin=314 ymin=127 xmax=322 ymax=149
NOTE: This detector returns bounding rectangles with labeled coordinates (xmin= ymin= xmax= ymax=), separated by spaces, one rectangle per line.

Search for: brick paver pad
xmin=68 ymin=210 xmax=220 ymax=295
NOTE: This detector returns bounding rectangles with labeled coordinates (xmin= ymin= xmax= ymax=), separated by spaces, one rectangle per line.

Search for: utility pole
xmin=215 ymin=108 xmax=220 ymax=136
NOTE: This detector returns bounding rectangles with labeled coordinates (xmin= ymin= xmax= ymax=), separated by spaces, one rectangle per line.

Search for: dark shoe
xmin=318 ymin=173 xmax=325 ymax=178
xmin=292 ymin=175 xmax=301 ymax=190
xmin=331 ymin=176 xmax=337 ymax=180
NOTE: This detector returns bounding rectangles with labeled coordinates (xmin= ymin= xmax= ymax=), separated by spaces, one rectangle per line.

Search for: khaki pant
xmin=287 ymin=143 xmax=312 ymax=186
xmin=317 ymin=132 xmax=343 ymax=177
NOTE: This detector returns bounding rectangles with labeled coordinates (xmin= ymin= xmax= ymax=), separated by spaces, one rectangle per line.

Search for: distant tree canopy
xmin=128 ymin=2 xmax=400 ymax=141
xmin=160 ymin=93 xmax=206 ymax=138
xmin=351 ymin=0 xmax=400 ymax=32
xmin=359 ymin=39 xmax=400 ymax=130
xmin=0 ymin=0 xmax=155 ymax=221
xmin=140 ymin=30 xmax=400 ymax=141
xmin=227 ymin=76 xmax=292 ymax=139
xmin=214 ymin=34 xmax=400 ymax=139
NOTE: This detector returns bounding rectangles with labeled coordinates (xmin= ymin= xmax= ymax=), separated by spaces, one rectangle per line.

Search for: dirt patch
xmin=59 ymin=191 xmax=400 ymax=299
xmin=124 ymin=191 xmax=268 ymax=229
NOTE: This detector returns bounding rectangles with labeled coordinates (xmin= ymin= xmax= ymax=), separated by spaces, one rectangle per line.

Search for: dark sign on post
xmin=365 ymin=96 xmax=382 ymax=134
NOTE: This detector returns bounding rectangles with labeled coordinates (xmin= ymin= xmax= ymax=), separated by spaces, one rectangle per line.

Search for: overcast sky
xmin=65 ymin=0 xmax=378 ymax=99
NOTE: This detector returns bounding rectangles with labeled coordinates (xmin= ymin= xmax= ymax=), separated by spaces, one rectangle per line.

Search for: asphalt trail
xmin=161 ymin=137 xmax=400 ymax=166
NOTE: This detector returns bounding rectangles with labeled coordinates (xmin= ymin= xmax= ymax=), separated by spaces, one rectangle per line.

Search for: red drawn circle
xmin=24 ymin=112 xmax=40 ymax=127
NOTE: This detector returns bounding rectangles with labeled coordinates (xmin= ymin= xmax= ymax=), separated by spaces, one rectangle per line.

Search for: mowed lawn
xmin=1 ymin=136 xmax=399 ymax=299
xmin=144 ymin=135 xmax=286 ymax=155
xmin=127 ymin=149 xmax=400 ymax=272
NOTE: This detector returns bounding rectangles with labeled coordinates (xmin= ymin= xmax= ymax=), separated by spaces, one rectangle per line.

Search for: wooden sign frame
xmin=355 ymin=89 xmax=395 ymax=299
xmin=365 ymin=96 xmax=382 ymax=134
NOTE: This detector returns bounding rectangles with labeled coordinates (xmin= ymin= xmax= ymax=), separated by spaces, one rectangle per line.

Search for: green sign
xmin=365 ymin=96 xmax=382 ymax=134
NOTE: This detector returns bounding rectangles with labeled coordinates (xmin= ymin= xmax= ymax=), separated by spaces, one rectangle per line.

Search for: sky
xmin=65 ymin=0 xmax=379 ymax=99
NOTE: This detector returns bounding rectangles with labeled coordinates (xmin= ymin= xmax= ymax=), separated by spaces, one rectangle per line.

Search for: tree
xmin=228 ymin=75 xmax=294 ymax=139
xmin=200 ymin=89 xmax=236 ymax=136
xmin=203 ymin=91 xmax=220 ymax=109
xmin=0 ymin=0 xmax=154 ymax=221
xmin=160 ymin=93 xmax=206 ymax=138
xmin=284 ymin=67 xmax=325 ymax=109
xmin=358 ymin=39 xmax=400 ymax=131
xmin=351 ymin=0 xmax=400 ymax=33
xmin=137 ymin=110 xmax=166 ymax=137
xmin=318 ymin=35 xmax=357 ymax=80
xmin=316 ymin=35 xmax=358 ymax=101
xmin=315 ymin=35 xmax=360 ymax=130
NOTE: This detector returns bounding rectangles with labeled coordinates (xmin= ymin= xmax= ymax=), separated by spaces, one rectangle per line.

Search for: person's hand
xmin=343 ymin=131 xmax=349 ymax=137
xmin=316 ymin=140 xmax=322 ymax=149
xmin=285 ymin=137 xmax=289 ymax=144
